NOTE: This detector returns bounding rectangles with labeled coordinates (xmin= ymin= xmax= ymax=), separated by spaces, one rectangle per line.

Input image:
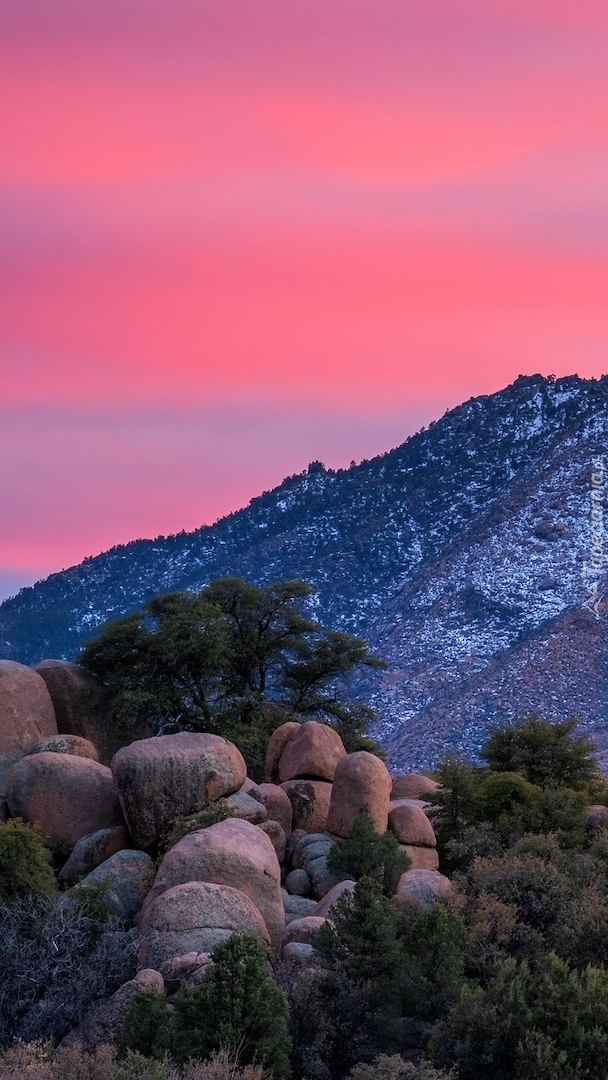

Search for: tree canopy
xmin=77 ymin=577 xmax=384 ymax=772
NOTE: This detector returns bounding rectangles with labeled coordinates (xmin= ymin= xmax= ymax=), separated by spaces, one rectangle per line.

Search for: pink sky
xmin=2 ymin=0 xmax=608 ymax=599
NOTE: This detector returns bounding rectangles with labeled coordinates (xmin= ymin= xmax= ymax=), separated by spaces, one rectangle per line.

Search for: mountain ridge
xmin=2 ymin=373 xmax=607 ymax=769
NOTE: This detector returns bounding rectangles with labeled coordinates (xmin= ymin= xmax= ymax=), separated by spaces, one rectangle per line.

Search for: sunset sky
xmin=2 ymin=0 xmax=608 ymax=600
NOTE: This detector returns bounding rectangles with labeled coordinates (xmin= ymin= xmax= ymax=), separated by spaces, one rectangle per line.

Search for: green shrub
xmin=115 ymin=990 xmax=173 ymax=1061
xmin=482 ymin=716 xmax=603 ymax=794
xmin=157 ymin=799 xmax=234 ymax=858
xmin=348 ymin=1055 xmax=454 ymax=1080
xmin=327 ymin=812 xmax=410 ymax=896
xmin=0 ymin=819 xmax=58 ymax=900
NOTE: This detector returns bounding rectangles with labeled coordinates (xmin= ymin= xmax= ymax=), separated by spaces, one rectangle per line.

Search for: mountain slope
xmin=1 ymin=373 xmax=607 ymax=769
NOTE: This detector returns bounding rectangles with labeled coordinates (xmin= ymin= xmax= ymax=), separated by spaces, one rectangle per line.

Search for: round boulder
xmin=112 ymin=732 xmax=247 ymax=850
xmin=29 ymin=734 xmax=99 ymax=761
xmin=0 ymin=660 xmax=57 ymax=787
xmin=5 ymin=752 xmax=123 ymax=855
xmin=225 ymin=791 xmax=267 ymax=824
xmin=391 ymin=773 xmax=440 ymax=800
xmin=396 ymin=869 xmax=452 ymax=911
xmin=257 ymin=819 xmax=287 ymax=863
xmin=399 ymin=845 xmax=439 ymax=871
xmin=281 ymin=780 xmax=332 ymax=833
xmin=326 ymin=752 xmax=392 ymax=838
xmin=282 ymin=916 xmax=327 ymax=946
xmin=278 ymin=721 xmax=346 ymax=783
xmin=282 ymin=941 xmax=315 ymax=964
xmin=310 ymin=879 xmax=356 ymax=919
xmin=58 ymin=826 xmax=131 ymax=885
xmin=265 ymin=721 xmax=301 ymax=783
xmin=308 ymin=856 xmax=340 ymax=901
xmin=33 ymin=659 xmax=112 ymax=762
xmin=73 ymin=848 xmax=156 ymax=926
xmin=388 ymin=800 xmax=437 ymax=847
xmin=142 ymin=817 xmax=284 ymax=954
xmin=254 ymin=783 xmax=293 ymax=836
xmin=138 ymin=881 xmax=270 ymax=970
xmin=285 ymin=868 xmax=312 ymax=896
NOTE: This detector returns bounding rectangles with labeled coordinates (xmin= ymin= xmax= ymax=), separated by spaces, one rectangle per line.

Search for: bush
xmin=327 ymin=813 xmax=410 ymax=896
xmin=348 ymin=1056 xmax=454 ymax=1080
xmin=482 ymin=716 xmax=602 ymax=793
xmin=0 ymin=820 xmax=58 ymax=901
xmin=0 ymin=1044 xmax=263 ymax=1080
xmin=115 ymin=990 xmax=173 ymax=1062
xmin=157 ymin=800 xmax=234 ymax=858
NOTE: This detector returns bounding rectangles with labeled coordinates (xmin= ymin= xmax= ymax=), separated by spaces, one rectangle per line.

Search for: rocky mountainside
xmin=2 ymin=374 xmax=607 ymax=770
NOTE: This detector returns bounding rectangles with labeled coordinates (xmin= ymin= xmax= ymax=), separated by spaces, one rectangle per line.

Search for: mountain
xmin=2 ymin=373 xmax=607 ymax=770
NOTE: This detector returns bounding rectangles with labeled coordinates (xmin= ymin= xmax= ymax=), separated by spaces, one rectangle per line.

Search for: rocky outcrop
xmin=141 ymin=817 xmax=284 ymax=953
xmin=281 ymin=780 xmax=332 ymax=833
xmin=0 ymin=660 xmax=57 ymax=788
xmin=326 ymin=752 xmax=392 ymax=837
xmin=278 ymin=721 xmax=346 ymax=783
xmin=138 ymin=881 xmax=270 ymax=969
xmin=58 ymin=826 xmax=131 ymax=885
xmin=112 ymin=732 xmax=247 ymax=849
xmin=5 ymin=752 xmax=123 ymax=855
xmin=33 ymin=659 xmax=113 ymax=763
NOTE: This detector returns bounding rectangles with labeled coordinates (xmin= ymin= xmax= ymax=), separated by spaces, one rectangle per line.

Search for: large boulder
xmin=257 ymin=819 xmax=287 ymax=862
xmin=141 ymin=817 xmax=284 ymax=953
xmin=58 ymin=826 xmax=131 ymax=885
xmin=139 ymin=881 xmax=270 ymax=969
xmin=278 ymin=721 xmax=346 ymax=783
xmin=399 ymin=845 xmax=439 ymax=871
xmin=265 ymin=722 xmax=301 ymax=783
xmin=225 ymin=791 xmax=267 ymax=823
xmin=254 ymin=783 xmax=293 ymax=836
xmin=391 ymin=773 xmax=440 ymax=800
xmin=282 ymin=916 xmax=327 ymax=946
xmin=0 ymin=660 xmax=57 ymax=788
xmin=396 ymin=869 xmax=452 ymax=911
xmin=33 ymin=659 xmax=112 ymax=762
xmin=73 ymin=849 xmax=156 ymax=926
xmin=326 ymin=752 xmax=392 ymax=837
xmin=28 ymin=734 xmax=99 ymax=761
xmin=281 ymin=780 xmax=332 ymax=833
xmin=5 ymin=753 xmax=123 ymax=855
xmin=388 ymin=800 xmax=437 ymax=847
xmin=310 ymin=879 xmax=356 ymax=919
xmin=112 ymin=732 xmax=247 ymax=850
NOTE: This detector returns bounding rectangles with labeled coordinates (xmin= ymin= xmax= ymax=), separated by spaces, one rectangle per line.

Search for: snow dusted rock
xmin=278 ymin=721 xmax=346 ymax=783
xmin=326 ymin=752 xmax=392 ymax=837
xmin=112 ymin=732 xmax=246 ymax=850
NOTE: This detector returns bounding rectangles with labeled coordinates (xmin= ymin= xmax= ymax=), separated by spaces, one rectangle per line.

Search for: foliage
xmin=115 ymin=991 xmax=173 ymax=1062
xmin=0 ymin=819 xmax=58 ymax=901
xmin=327 ymin=813 xmax=411 ymax=896
xmin=0 ymin=892 xmax=137 ymax=1047
xmin=78 ymin=577 xmax=384 ymax=777
xmin=170 ymin=934 xmax=291 ymax=1077
xmin=482 ymin=715 xmax=602 ymax=793
xmin=157 ymin=799 xmax=234 ymax=858
xmin=347 ymin=1056 xmax=454 ymax=1080
xmin=398 ymin=905 xmax=466 ymax=1024
xmin=0 ymin=1044 xmax=265 ymax=1080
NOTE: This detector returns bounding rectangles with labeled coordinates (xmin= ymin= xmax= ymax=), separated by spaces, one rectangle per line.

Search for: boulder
xmin=257 ymin=819 xmax=287 ymax=862
xmin=278 ymin=721 xmax=346 ymax=783
xmin=72 ymin=849 xmax=156 ymax=925
xmin=283 ymin=894 xmax=317 ymax=918
xmin=326 ymin=752 xmax=392 ymax=837
xmin=141 ymin=817 xmax=284 ymax=953
xmin=285 ymin=868 xmax=312 ymax=896
xmin=58 ymin=826 xmax=131 ymax=885
xmin=282 ymin=916 xmax=327 ymax=946
xmin=5 ymin=753 xmax=123 ymax=855
xmin=388 ymin=800 xmax=437 ymax=847
xmin=399 ymin=845 xmax=439 ymax=871
xmin=265 ymin=721 xmax=301 ymax=783
xmin=396 ymin=869 xmax=452 ymax=911
xmin=238 ymin=777 xmax=259 ymax=795
xmin=139 ymin=881 xmax=270 ymax=970
xmin=159 ymin=951 xmax=213 ymax=991
xmin=254 ymin=783 xmax=293 ymax=836
xmin=281 ymin=780 xmax=332 ymax=833
xmin=282 ymin=941 xmax=315 ymax=964
xmin=61 ymin=969 xmax=164 ymax=1051
xmin=310 ymin=879 xmax=356 ymax=919
xmin=586 ymin=805 xmax=608 ymax=834
xmin=285 ymin=828 xmax=306 ymax=863
xmin=112 ymin=732 xmax=247 ymax=850
xmin=0 ymin=660 xmax=57 ymax=788
xmin=291 ymin=832 xmax=334 ymax=869
xmin=33 ymin=659 xmax=112 ymax=763
xmin=308 ymin=856 xmax=340 ymax=900
xmin=28 ymin=734 xmax=99 ymax=761
xmin=225 ymin=791 xmax=267 ymax=823
xmin=391 ymin=774 xmax=440 ymax=800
